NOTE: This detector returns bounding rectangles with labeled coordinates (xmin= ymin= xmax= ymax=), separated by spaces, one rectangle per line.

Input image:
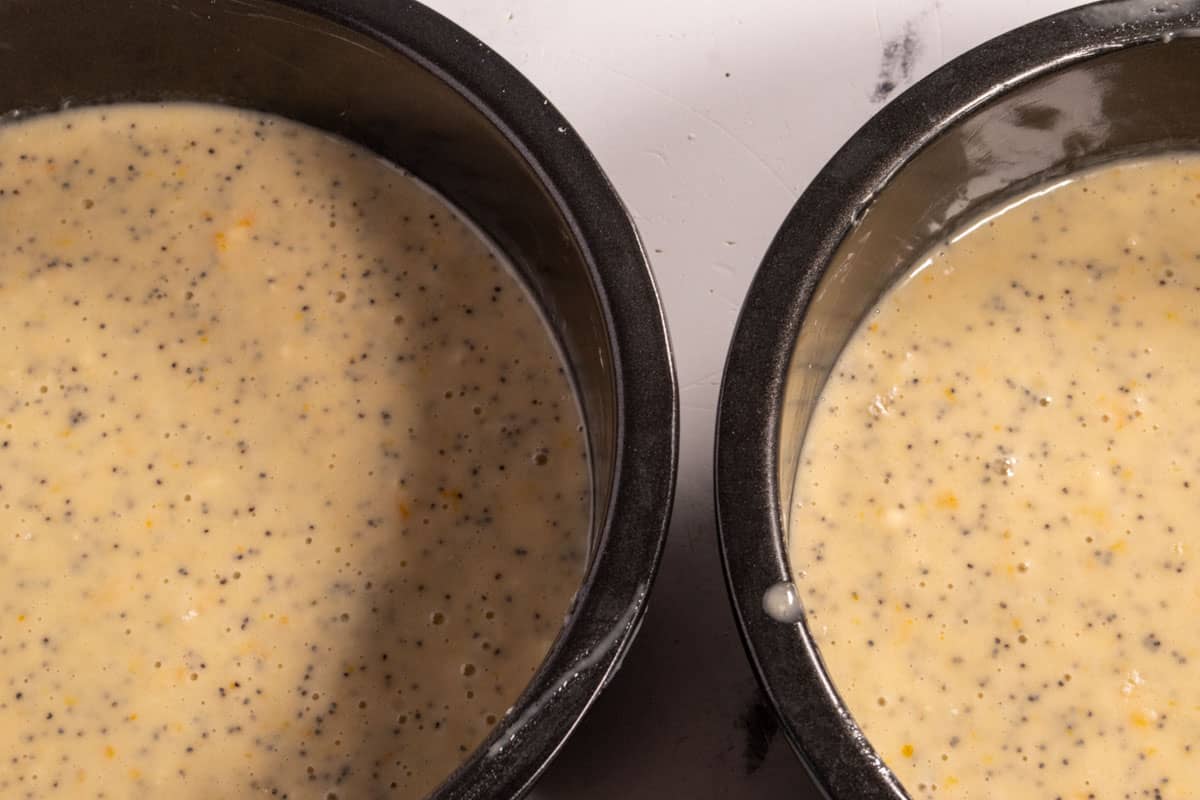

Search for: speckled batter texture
xmin=0 ymin=103 xmax=588 ymax=799
xmin=790 ymin=156 xmax=1200 ymax=799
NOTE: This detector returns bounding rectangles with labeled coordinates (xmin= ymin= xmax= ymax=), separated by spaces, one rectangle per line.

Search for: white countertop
xmin=422 ymin=1 xmax=1080 ymax=796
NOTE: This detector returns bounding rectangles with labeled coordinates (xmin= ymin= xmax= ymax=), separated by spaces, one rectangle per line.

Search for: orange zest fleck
xmin=935 ymin=491 xmax=959 ymax=510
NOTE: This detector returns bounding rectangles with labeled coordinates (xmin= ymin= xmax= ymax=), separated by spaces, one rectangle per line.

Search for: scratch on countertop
xmin=681 ymin=369 xmax=724 ymax=397
xmin=569 ymin=51 xmax=794 ymax=194
xmin=644 ymin=149 xmax=670 ymax=166
xmin=933 ymin=1 xmax=945 ymax=61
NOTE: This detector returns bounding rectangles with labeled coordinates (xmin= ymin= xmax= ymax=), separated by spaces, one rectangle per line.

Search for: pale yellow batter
xmin=791 ymin=156 xmax=1200 ymax=798
xmin=0 ymin=104 xmax=588 ymax=799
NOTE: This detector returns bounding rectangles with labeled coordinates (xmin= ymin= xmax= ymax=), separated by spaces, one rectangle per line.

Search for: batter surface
xmin=0 ymin=103 xmax=588 ymax=799
xmin=791 ymin=156 xmax=1200 ymax=798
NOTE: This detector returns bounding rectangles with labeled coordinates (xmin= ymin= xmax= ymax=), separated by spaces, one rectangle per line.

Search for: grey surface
xmin=418 ymin=1 xmax=1080 ymax=797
